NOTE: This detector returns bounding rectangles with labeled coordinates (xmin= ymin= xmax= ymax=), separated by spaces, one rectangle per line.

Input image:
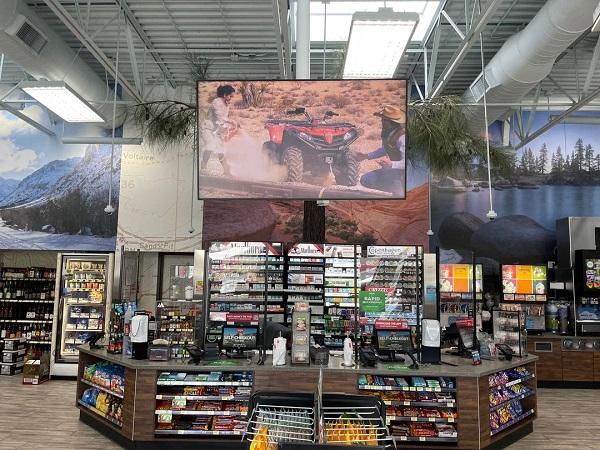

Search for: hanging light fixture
xmin=21 ymin=81 xmax=105 ymax=123
xmin=343 ymin=8 xmax=419 ymax=79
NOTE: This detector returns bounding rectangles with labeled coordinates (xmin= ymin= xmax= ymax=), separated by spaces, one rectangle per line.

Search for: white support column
xmin=296 ymin=0 xmax=310 ymax=79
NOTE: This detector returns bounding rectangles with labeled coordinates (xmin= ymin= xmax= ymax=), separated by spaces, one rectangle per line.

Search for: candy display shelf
xmin=154 ymin=371 xmax=253 ymax=437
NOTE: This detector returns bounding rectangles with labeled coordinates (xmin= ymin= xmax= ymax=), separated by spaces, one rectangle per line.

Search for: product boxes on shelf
xmin=0 ymin=360 xmax=25 ymax=376
xmin=2 ymin=348 xmax=26 ymax=363
xmin=23 ymin=353 xmax=50 ymax=385
xmin=3 ymin=337 xmax=26 ymax=351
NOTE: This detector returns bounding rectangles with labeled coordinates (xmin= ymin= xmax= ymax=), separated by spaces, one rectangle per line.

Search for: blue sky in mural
xmin=512 ymin=111 xmax=600 ymax=152
xmin=0 ymin=107 xmax=102 ymax=180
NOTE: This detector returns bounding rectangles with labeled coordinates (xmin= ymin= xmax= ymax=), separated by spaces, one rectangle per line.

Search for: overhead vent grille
xmin=468 ymin=71 xmax=490 ymax=103
xmin=15 ymin=21 xmax=47 ymax=54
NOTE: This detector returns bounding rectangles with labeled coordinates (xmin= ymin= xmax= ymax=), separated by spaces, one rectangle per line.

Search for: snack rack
xmin=488 ymin=366 xmax=536 ymax=437
xmin=244 ymin=392 xmax=392 ymax=448
xmin=321 ymin=394 xmax=392 ymax=448
xmin=78 ymin=360 xmax=125 ymax=428
xmin=357 ymin=374 xmax=458 ymax=444
xmin=323 ymin=245 xmax=360 ymax=349
xmin=244 ymin=392 xmax=316 ymax=445
xmin=154 ymin=370 xmax=253 ymax=436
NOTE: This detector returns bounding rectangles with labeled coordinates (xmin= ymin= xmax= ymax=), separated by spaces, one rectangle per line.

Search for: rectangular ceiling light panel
xmin=343 ymin=9 xmax=419 ymax=79
xmin=21 ymin=81 xmax=105 ymax=123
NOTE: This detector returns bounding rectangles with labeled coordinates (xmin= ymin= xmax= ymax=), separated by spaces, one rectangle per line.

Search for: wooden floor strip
xmin=0 ymin=377 xmax=598 ymax=449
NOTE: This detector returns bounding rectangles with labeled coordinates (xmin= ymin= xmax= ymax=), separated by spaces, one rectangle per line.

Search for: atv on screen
xmin=263 ymin=107 xmax=360 ymax=186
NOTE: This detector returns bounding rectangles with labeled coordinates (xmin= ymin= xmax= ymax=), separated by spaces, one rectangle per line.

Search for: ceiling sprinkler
xmin=486 ymin=210 xmax=497 ymax=221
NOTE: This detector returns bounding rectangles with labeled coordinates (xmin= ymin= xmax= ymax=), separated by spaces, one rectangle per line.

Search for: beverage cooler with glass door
xmin=51 ymin=253 xmax=114 ymax=376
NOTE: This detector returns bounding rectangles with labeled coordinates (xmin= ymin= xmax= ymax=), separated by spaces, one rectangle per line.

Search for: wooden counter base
xmin=76 ymin=347 xmax=538 ymax=450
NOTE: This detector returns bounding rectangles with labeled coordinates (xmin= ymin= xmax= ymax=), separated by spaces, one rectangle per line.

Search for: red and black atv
xmin=263 ymin=107 xmax=360 ymax=186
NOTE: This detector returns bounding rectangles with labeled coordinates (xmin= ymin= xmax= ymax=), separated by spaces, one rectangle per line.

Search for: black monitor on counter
xmin=374 ymin=328 xmax=418 ymax=368
xmin=221 ymin=326 xmax=258 ymax=357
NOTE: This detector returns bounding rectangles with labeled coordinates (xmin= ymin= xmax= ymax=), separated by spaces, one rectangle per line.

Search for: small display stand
xmin=291 ymin=304 xmax=311 ymax=365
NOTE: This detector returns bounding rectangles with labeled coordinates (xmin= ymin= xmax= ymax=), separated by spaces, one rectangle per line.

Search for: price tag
xmin=449 ymin=418 xmax=455 ymax=423
xmin=157 ymin=412 xmax=173 ymax=424
xmin=419 ymin=437 xmax=426 ymax=442
xmin=411 ymin=417 xmax=417 ymax=422
xmin=428 ymin=418 xmax=435 ymax=422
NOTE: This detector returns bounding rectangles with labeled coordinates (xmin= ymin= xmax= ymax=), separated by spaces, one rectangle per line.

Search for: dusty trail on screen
xmin=224 ymin=130 xmax=287 ymax=182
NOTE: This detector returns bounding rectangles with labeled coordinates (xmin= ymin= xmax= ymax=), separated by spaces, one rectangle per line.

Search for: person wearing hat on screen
xmin=359 ymin=105 xmax=406 ymax=196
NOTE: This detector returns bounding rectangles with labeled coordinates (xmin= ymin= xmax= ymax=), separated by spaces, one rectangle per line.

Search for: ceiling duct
xmin=0 ymin=0 xmax=125 ymax=127
xmin=462 ymin=0 xmax=598 ymax=133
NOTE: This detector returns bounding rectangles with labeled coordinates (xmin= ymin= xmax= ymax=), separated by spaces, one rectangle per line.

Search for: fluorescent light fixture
xmin=593 ymin=3 xmax=600 ymax=32
xmin=20 ymin=81 xmax=105 ymax=123
xmin=343 ymin=8 xmax=419 ymax=78
xmin=310 ymin=1 xmax=438 ymax=42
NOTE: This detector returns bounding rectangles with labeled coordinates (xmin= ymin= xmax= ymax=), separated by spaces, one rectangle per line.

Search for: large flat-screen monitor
xmin=221 ymin=326 xmax=258 ymax=350
xmin=439 ymin=263 xmax=483 ymax=299
xmin=197 ymin=80 xmax=407 ymax=200
xmin=501 ymin=264 xmax=547 ymax=302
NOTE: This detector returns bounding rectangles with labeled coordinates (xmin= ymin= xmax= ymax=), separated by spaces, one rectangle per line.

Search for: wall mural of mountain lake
xmin=0 ymin=108 xmax=119 ymax=250
xmin=432 ymin=111 xmax=600 ymax=271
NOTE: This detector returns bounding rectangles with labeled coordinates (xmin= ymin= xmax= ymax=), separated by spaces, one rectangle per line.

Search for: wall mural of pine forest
xmin=433 ymin=111 xmax=600 ymax=279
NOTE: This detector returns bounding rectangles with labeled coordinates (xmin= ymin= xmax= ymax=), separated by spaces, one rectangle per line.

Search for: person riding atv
xmin=262 ymin=107 xmax=360 ymax=186
xmin=200 ymin=84 xmax=238 ymax=176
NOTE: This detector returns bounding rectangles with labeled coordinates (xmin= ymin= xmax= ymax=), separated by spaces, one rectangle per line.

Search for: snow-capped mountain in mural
xmin=0 ymin=177 xmax=19 ymax=203
xmin=0 ymin=157 xmax=81 ymax=208
xmin=48 ymin=144 xmax=121 ymax=203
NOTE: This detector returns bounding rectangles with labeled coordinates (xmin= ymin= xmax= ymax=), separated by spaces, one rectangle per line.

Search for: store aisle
xmin=0 ymin=377 xmax=120 ymax=450
xmin=0 ymin=376 xmax=598 ymax=450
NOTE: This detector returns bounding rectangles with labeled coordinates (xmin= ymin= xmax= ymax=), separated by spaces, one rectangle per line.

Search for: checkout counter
xmin=76 ymin=345 xmax=538 ymax=450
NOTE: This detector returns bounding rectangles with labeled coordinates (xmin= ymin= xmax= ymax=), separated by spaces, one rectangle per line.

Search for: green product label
xmin=359 ymin=291 xmax=386 ymax=313
xmin=205 ymin=360 xmax=242 ymax=367
xmin=385 ymin=364 xmax=411 ymax=371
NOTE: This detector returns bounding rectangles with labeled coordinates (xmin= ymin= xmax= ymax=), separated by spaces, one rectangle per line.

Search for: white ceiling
xmin=0 ymin=0 xmax=598 ymax=106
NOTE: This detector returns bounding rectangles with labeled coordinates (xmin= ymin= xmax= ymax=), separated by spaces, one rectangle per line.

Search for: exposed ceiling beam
xmin=272 ymin=0 xmax=286 ymax=78
xmin=42 ymin=0 xmax=143 ymax=102
xmin=125 ymin=23 xmax=142 ymax=93
xmin=0 ymin=101 xmax=55 ymax=136
xmin=515 ymin=83 xmax=600 ymax=150
xmin=583 ymin=34 xmax=600 ymax=95
xmin=120 ymin=0 xmax=177 ymax=88
xmin=429 ymin=0 xmax=504 ymax=98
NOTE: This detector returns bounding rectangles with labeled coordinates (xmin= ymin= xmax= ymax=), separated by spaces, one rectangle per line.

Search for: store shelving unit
xmin=285 ymin=243 xmax=326 ymax=339
xmin=156 ymin=303 xmax=202 ymax=359
xmin=77 ymin=360 xmax=125 ymax=429
xmin=53 ymin=254 xmax=113 ymax=376
xmin=323 ymin=245 xmax=360 ymax=349
xmin=155 ymin=370 xmax=253 ymax=436
xmin=358 ymin=374 xmax=458 ymax=444
xmin=360 ymin=246 xmax=424 ymax=345
xmin=205 ymin=242 xmax=283 ymax=345
xmin=0 ymin=267 xmax=56 ymax=352
xmin=488 ymin=366 xmax=536 ymax=438
xmin=493 ymin=309 xmax=526 ymax=357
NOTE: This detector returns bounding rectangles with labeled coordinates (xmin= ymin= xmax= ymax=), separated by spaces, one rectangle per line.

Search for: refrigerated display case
xmin=51 ymin=253 xmax=114 ymax=376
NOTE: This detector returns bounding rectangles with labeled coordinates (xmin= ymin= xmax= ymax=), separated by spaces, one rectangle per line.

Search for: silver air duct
xmin=463 ymin=0 xmax=599 ymax=131
xmin=0 ymin=0 xmax=125 ymax=127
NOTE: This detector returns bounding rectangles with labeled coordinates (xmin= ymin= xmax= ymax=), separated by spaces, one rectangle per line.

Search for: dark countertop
xmin=79 ymin=345 xmax=537 ymax=378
